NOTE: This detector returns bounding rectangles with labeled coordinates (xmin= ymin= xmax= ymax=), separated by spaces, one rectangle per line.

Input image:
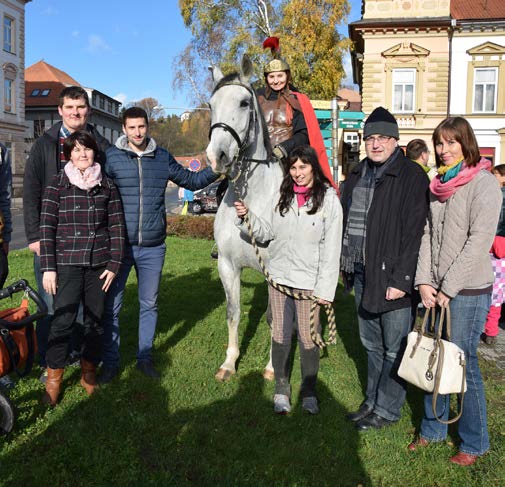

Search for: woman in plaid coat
xmin=40 ymin=130 xmax=125 ymax=406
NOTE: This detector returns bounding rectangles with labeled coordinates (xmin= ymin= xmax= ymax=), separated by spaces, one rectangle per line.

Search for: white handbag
xmin=398 ymin=306 xmax=466 ymax=424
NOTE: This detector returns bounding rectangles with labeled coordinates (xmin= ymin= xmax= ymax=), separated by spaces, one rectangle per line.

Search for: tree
xmin=127 ymin=97 xmax=164 ymax=124
xmin=175 ymin=0 xmax=351 ymax=101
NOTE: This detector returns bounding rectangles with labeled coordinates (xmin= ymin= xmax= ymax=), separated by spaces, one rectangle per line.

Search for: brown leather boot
xmin=80 ymin=358 xmax=97 ymax=396
xmin=41 ymin=368 xmax=64 ymax=406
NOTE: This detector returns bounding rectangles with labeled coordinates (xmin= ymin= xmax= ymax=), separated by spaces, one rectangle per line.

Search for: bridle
xmin=208 ymin=80 xmax=270 ymax=181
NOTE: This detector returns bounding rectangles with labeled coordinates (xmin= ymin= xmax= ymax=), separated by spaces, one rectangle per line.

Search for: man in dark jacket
xmin=23 ymin=86 xmax=110 ymax=377
xmin=340 ymin=107 xmax=429 ymax=431
xmin=99 ymin=107 xmax=218 ymax=382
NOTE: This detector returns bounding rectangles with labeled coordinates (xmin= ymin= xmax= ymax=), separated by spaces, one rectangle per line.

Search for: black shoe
xmin=346 ymin=402 xmax=373 ymax=422
xmin=356 ymin=412 xmax=396 ymax=431
xmin=210 ymin=250 xmax=218 ymax=259
xmin=136 ymin=361 xmax=161 ymax=379
xmin=98 ymin=366 xmax=120 ymax=384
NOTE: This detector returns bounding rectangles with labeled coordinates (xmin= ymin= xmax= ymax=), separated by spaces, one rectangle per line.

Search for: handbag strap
xmin=431 ymin=333 xmax=466 ymax=424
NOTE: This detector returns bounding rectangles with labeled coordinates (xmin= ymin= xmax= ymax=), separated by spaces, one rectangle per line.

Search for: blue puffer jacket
xmin=105 ymin=136 xmax=218 ymax=246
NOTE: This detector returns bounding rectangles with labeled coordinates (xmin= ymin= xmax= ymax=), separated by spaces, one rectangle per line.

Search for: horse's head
xmin=206 ymin=56 xmax=264 ymax=176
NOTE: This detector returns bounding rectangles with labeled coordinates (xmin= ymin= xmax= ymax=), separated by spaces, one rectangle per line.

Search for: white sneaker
xmin=273 ymin=394 xmax=291 ymax=414
xmin=302 ymin=396 xmax=319 ymax=415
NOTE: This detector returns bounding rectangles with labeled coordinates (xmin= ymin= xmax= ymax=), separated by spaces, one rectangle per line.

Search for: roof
xmin=25 ymin=60 xmax=81 ymax=85
xmin=451 ymin=0 xmax=505 ymax=20
xmin=25 ymin=61 xmax=82 ymax=108
xmin=25 ymin=81 xmax=65 ymax=107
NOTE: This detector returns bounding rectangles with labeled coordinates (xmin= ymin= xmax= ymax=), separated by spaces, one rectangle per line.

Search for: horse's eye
xmin=240 ymin=100 xmax=249 ymax=108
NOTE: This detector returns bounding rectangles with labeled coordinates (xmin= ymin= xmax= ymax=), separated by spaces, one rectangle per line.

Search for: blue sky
xmin=25 ymin=1 xmax=362 ymax=115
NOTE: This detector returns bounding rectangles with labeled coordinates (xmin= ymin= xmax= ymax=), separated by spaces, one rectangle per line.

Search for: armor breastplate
xmin=259 ymin=96 xmax=294 ymax=147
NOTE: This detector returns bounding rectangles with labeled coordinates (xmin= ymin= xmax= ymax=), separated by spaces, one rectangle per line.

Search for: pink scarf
xmin=293 ymin=183 xmax=311 ymax=208
xmin=430 ymin=157 xmax=491 ymax=202
xmin=64 ymin=161 xmax=102 ymax=191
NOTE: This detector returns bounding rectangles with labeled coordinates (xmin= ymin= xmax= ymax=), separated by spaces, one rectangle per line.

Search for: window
xmin=392 ymin=69 xmax=415 ymax=113
xmin=107 ymin=100 xmax=112 ymax=112
xmin=3 ymin=16 xmax=14 ymax=53
xmin=41 ymin=89 xmax=50 ymax=96
xmin=99 ymin=96 xmax=104 ymax=109
xmin=4 ymin=78 xmax=13 ymax=112
xmin=30 ymin=89 xmax=40 ymax=97
xmin=473 ymin=68 xmax=497 ymax=113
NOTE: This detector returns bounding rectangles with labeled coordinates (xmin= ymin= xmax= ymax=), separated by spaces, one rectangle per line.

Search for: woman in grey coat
xmin=409 ymin=117 xmax=501 ymax=466
xmin=235 ymin=146 xmax=342 ymax=415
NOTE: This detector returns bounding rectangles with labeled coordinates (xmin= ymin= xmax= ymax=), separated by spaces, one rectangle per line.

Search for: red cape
xmin=292 ymin=91 xmax=338 ymax=191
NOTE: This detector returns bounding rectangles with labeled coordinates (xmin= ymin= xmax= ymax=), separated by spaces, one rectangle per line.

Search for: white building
xmin=0 ymin=0 xmax=31 ymax=196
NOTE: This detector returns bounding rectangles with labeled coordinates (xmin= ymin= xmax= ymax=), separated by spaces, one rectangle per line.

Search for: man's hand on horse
xmin=234 ymin=201 xmax=248 ymax=218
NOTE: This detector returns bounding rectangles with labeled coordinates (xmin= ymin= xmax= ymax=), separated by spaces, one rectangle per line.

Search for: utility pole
xmin=331 ymin=97 xmax=339 ymax=184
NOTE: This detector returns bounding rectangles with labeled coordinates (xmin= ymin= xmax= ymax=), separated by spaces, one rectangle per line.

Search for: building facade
xmin=0 ymin=0 xmax=30 ymax=196
xmin=349 ymin=0 xmax=505 ymax=164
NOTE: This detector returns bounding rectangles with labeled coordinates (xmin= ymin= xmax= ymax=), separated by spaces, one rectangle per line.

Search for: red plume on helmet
xmin=263 ymin=36 xmax=280 ymax=56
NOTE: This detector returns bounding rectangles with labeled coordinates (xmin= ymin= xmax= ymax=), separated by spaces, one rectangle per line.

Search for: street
xmin=8 ymin=185 xmax=181 ymax=251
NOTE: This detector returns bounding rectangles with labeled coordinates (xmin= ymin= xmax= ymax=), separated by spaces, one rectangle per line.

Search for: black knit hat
xmin=363 ymin=107 xmax=399 ymax=140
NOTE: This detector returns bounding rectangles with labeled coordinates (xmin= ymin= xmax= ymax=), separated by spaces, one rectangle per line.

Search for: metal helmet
xmin=264 ymin=57 xmax=290 ymax=74
xmin=263 ymin=36 xmax=290 ymax=74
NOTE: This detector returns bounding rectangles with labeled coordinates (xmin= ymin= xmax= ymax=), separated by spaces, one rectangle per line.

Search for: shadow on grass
xmin=1 ymin=371 xmax=371 ymax=485
xmin=111 ymin=265 xmax=223 ymax=376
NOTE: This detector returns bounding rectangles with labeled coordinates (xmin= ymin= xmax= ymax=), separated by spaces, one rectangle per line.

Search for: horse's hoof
xmin=263 ymin=368 xmax=274 ymax=381
xmin=215 ymin=368 xmax=235 ymax=382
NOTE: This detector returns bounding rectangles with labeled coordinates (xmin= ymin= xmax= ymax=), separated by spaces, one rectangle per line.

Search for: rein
xmin=239 ymin=201 xmax=337 ymax=349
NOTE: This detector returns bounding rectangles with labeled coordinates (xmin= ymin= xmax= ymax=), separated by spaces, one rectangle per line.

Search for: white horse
xmin=206 ymin=56 xmax=283 ymax=381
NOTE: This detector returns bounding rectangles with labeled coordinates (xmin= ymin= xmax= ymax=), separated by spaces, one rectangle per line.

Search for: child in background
xmin=482 ymin=164 xmax=505 ymax=345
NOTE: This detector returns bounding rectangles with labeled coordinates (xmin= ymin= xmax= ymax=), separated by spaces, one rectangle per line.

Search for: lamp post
xmin=331 ymin=97 xmax=339 ymax=184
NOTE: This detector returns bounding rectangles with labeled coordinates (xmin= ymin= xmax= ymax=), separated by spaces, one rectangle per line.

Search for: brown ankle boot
xmin=80 ymin=358 xmax=97 ymax=395
xmin=42 ymin=368 xmax=64 ymax=406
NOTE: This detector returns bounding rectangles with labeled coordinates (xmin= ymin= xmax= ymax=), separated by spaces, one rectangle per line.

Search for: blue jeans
xmin=420 ymin=293 xmax=490 ymax=456
xmin=101 ymin=243 xmax=166 ymax=368
xmin=34 ymin=253 xmax=54 ymax=368
xmin=354 ymin=264 xmax=413 ymax=421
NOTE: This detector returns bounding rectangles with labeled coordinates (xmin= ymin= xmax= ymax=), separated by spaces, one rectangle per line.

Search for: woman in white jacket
xmin=235 ymin=146 xmax=342 ymax=415
xmin=410 ymin=117 xmax=501 ymax=466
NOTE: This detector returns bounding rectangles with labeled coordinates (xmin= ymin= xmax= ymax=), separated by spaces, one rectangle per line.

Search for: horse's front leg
xmin=215 ymin=259 xmax=241 ymax=381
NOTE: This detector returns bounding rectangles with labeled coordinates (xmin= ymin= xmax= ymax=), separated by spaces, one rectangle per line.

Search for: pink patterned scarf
xmin=293 ymin=183 xmax=311 ymax=208
xmin=64 ymin=161 xmax=102 ymax=191
xmin=430 ymin=157 xmax=491 ymax=202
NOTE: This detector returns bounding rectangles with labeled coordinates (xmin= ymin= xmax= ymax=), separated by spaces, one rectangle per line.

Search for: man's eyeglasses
xmin=364 ymin=135 xmax=392 ymax=145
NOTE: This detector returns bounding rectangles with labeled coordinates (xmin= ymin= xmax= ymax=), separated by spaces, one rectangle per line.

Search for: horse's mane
xmin=212 ymin=71 xmax=272 ymax=155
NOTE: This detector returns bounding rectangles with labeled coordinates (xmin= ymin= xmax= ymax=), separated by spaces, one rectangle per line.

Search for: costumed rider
xmin=257 ymin=36 xmax=336 ymax=189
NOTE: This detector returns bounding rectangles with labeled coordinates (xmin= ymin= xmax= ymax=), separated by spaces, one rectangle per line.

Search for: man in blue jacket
xmin=100 ymin=107 xmax=218 ymax=381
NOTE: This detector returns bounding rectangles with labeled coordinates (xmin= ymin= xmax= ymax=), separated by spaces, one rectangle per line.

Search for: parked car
xmin=190 ymin=180 xmax=221 ymax=214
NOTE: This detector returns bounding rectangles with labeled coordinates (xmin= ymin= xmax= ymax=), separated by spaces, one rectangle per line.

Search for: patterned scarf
xmin=340 ymin=148 xmax=401 ymax=274
xmin=430 ymin=157 xmax=491 ymax=202
xmin=64 ymin=161 xmax=102 ymax=191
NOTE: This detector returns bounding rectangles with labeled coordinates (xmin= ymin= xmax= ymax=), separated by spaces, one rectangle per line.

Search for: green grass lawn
xmin=0 ymin=237 xmax=503 ymax=486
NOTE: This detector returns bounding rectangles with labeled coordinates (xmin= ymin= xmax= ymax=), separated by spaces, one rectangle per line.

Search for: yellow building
xmin=349 ymin=0 xmax=505 ymax=163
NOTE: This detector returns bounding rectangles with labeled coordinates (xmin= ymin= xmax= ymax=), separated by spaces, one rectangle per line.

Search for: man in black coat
xmin=23 ymin=86 xmax=110 ymax=379
xmin=340 ymin=107 xmax=429 ymax=430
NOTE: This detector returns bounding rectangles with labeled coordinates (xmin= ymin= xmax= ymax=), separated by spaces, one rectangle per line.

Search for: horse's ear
xmin=240 ymin=55 xmax=254 ymax=82
xmin=209 ymin=65 xmax=224 ymax=86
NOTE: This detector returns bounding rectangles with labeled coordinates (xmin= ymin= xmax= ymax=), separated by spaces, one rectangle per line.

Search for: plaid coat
xmin=40 ymin=171 xmax=125 ymax=274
